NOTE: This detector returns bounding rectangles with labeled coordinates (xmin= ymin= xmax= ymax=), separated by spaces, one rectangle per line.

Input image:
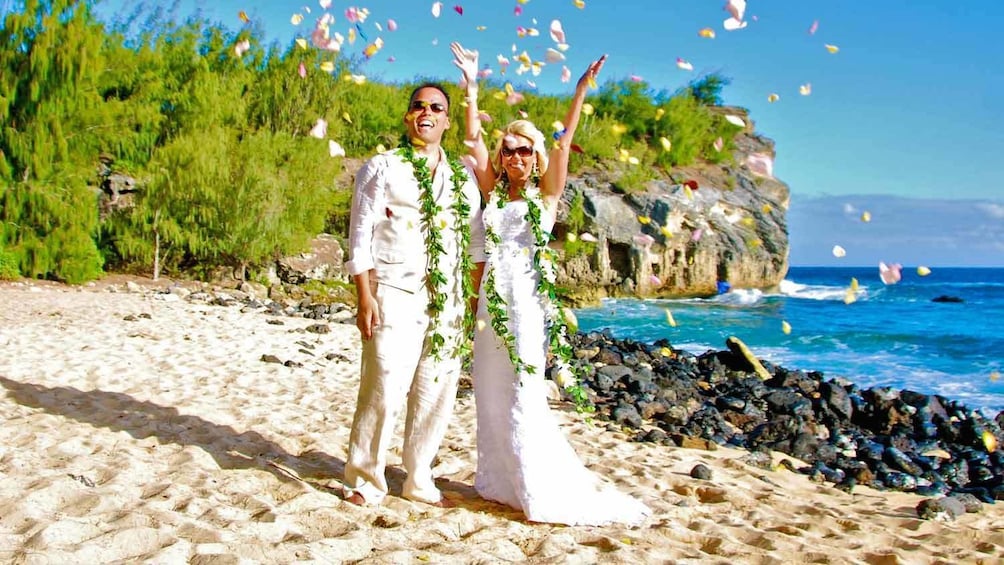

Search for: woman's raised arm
xmin=451 ymin=42 xmax=495 ymax=198
xmin=541 ymin=55 xmax=607 ymax=202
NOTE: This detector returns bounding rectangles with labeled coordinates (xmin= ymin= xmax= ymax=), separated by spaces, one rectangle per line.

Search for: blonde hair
xmin=492 ymin=119 xmax=549 ymax=184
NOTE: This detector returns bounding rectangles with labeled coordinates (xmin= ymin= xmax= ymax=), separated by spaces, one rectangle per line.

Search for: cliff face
xmin=552 ymin=108 xmax=791 ymax=305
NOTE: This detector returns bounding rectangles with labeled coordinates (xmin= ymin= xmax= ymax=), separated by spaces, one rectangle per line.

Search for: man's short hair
xmin=408 ymin=82 xmax=451 ymax=111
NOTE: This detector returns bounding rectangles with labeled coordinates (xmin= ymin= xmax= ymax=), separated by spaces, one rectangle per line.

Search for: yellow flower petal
xmin=781 ymin=320 xmax=792 ymax=335
xmin=655 ymin=108 xmax=665 ymax=120
xmin=574 ymin=0 xmax=585 ymax=8
xmin=825 ymin=44 xmax=839 ymax=54
xmin=767 ymin=93 xmax=779 ymax=103
xmin=581 ymin=103 xmax=594 ymax=116
xmin=664 ymin=308 xmax=677 ymax=327
xmin=762 ymin=204 xmax=772 ymax=213
xmin=628 ymin=156 xmax=640 ymax=165
xmin=320 ymin=61 xmax=335 ymax=73
xmin=860 ymin=211 xmax=871 ymax=222
xmin=991 ymin=371 xmax=1000 ymax=382
xmin=659 ymin=226 xmax=672 ymax=238
xmin=659 ymin=346 xmax=672 ymax=357
xmin=917 ymin=266 xmax=931 ymax=276
xmin=637 ymin=215 xmax=651 ymax=225
xmin=342 ymin=111 xmax=352 ymax=123
xmin=983 ymin=430 xmax=997 ymax=453
xmin=611 ymin=123 xmax=627 ymax=136
xmin=291 ymin=14 xmax=303 ymax=25
xmin=375 ymin=144 xmax=387 ymax=153
xmin=295 ymin=38 xmax=308 ymax=50
xmin=659 ymin=136 xmax=672 ymax=151
xmin=698 ymin=28 xmax=715 ymax=39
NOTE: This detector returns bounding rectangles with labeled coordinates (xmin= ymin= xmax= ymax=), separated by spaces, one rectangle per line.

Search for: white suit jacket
xmin=346 ymin=148 xmax=485 ymax=295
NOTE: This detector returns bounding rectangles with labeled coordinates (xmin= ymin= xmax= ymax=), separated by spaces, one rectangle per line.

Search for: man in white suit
xmin=342 ymin=83 xmax=485 ymax=507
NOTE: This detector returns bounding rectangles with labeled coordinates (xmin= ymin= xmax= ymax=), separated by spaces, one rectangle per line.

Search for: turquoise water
xmin=575 ymin=267 xmax=1004 ymax=412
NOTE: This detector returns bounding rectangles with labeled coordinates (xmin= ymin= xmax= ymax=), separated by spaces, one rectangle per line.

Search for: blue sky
xmin=14 ymin=0 xmax=1003 ymax=265
xmin=85 ymin=0 xmax=1002 ymax=201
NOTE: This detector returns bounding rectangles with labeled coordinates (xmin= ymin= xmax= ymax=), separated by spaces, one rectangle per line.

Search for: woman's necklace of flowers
xmin=482 ymin=179 xmax=593 ymax=412
xmin=399 ymin=138 xmax=476 ymax=362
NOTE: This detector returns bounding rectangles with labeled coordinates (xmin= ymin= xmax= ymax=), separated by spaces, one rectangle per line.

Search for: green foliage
xmin=0 ymin=247 xmax=21 ymax=280
xmin=686 ymin=73 xmax=732 ymax=106
xmin=0 ymin=4 xmax=745 ymax=283
xmin=563 ymin=189 xmax=595 ymax=258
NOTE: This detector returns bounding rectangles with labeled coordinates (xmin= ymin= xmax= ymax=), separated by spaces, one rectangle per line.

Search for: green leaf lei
xmin=399 ymin=137 xmax=476 ymax=362
xmin=482 ymin=180 xmax=593 ymax=412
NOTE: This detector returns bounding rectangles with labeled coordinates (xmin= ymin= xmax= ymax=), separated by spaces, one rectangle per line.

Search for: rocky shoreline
xmin=564 ymin=329 xmax=1003 ymax=516
xmin=142 ymin=281 xmax=1004 ymax=520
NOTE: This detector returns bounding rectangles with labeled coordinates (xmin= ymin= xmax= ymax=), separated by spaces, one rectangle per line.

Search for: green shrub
xmin=0 ymin=248 xmax=20 ymax=280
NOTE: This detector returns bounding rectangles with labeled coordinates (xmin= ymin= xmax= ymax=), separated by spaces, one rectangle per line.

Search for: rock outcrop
xmin=552 ymin=107 xmax=790 ymax=304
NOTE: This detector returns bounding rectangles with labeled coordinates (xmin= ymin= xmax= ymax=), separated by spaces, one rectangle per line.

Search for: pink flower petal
xmin=298 ymin=62 xmax=307 ymax=78
xmin=549 ymin=20 xmax=565 ymax=43
xmin=676 ymin=58 xmax=693 ymax=71
xmin=808 ymin=19 xmax=819 ymax=35
xmin=560 ymin=66 xmax=571 ymax=83
xmin=454 ymin=5 xmax=463 ymax=15
xmin=387 ymin=19 xmax=398 ymax=31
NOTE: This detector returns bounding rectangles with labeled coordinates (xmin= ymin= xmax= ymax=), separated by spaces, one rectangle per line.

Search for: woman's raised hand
xmin=576 ymin=54 xmax=608 ymax=91
xmin=450 ymin=42 xmax=480 ymax=89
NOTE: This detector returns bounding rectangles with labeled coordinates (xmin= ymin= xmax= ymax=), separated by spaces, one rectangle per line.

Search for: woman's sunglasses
xmin=501 ymin=145 xmax=534 ymax=158
xmin=409 ymin=100 xmax=447 ymax=114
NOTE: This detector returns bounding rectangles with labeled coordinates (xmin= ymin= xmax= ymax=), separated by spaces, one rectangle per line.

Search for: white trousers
xmin=343 ymin=283 xmax=463 ymax=504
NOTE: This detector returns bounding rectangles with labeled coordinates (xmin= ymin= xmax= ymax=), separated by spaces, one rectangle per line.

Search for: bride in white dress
xmin=451 ymin=43 xmax=651 ymax=526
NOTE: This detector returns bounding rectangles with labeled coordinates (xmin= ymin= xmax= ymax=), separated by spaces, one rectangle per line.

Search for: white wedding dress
xmin=473 ymin=197 xmax=651 ymax=526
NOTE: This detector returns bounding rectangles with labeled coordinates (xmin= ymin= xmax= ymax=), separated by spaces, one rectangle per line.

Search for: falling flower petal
xmin=298 ymin=62 xmax=307 ymax=78
xmin=683 ymin=185 xmax=693 ymax=200
xmin=579 ymin=232 xmax=598 ymax=243
xmin=342 ymin=111 xmax=353 ymax=123
xmin=665 ymin=309 xmax=677 ymax=327
xmin=431 ymin=2 xmax=442 ymax=17
xmin=611 ymin=123 xmax=627 ymax=136
xmin=808 ymin=19 xmax=819 ymax=35
xmin=566 ymin=232 xmax=577 ymax=243
xmin=550 ymin=20 xmax=566 ymax=43
xmin=234 ymin=39 xmax=251 ymax=58
xmin=295 ymin=38 xmax=307 ymax=50
xmin=713 ymin=136 xmax=724 ymax=152
xmin=633 ymin=234 xmax=655 ymax=247
xmin=723 ymin=18 xmax=747 ymax=31
xmin=637 ymin=215 xmax=651 ymax=225
xmin=581 ymin=103 xmax=594 ymax=116
xmin=560 ymin=66 xmax=571 ymax=83
xmin=574 ymin=0 xmax=585 ymax=8
xmin=659 ymin=346 xmax=673 ymax=357
xmin=238 ymin=11 xmax=250 ymax=24
xmin=659 ymin=226 xmax=672 ymax=238
xmin=725 ymin=0 xmax=746 ymax=21
xmin=991 ymin=371 xmax=1001 ymax=382
xmin=454 ymin=5 xmax=463 ymax=15
xmin=514 ymin=6 xmax=522 ymax=16
xmin=476 ymin=319 xmax=487 ymax=331
xmin=799 ymin=83 xmax=812 ymax=96
xmin=328 ymin=139 xmax=345 ymax=157
xmin=832 ymin=245 xmax=846 ymax=258
xmin=767 ymin=93 xmax=780 ymax=103
xmin=545 ymin=48 xmax=565 ymax=64
xmin=781 ymin=320 xmax=792 ymax=335
xmin=309 ymin=118 xmax=327 ymax=139
xmin=725 ymin=115 xmax=745 ymax=127
xmin=320 ymin=0 xmax=332 ymax=7
xmin=291 ymin=13 xmax=304 ymax=25
xmin=917 ymin=266 xmax=932 ymax=276
xmin=699 ymin=28 xmax=715 ymax=38
xmin=320 ymin=61 xmax=335 ymax=72
xmin=676 ymin=58 xmax=694 ymax=71
xmin=650 ymin=275 xmax=662 ymax=286
xmin=745 ymin=153 xmax=774 ymax=178
xmin=861 ymin=211 xmax=871 ymax=222
xmin=630 ymin=74 xmax=643 ymax=82
xmin=825 ymin=44 xmax=839 ymax=54
xmin=983 ymin=430 xmax=998 ymax=453
xmin=879 ymin=262 xmax=902 ymax=285
xmin=691 ymin=228 xmax=703 ymax=242
xmin=387 ymin=19 xmax=398 ymax=31
xmin=659 ymin=137 xmax=672 ymax=151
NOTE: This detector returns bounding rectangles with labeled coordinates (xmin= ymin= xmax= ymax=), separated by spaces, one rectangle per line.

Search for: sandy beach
xmin=0 ymin=279 xmax=1001 ymax=564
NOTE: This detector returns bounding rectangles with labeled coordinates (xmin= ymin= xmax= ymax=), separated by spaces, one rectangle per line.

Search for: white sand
xmin=1 ymin=279 xmax=1001 ymax=564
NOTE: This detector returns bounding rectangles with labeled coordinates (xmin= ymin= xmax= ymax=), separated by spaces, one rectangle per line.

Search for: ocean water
xmin=574 ymin=267 xmax=1004 ymax=413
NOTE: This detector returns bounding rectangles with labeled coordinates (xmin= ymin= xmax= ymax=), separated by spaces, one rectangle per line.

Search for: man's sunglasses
xmin=409 ymin=100 xmax=447 ymax=114
xmin=501 ymin=145 xmax=534 ymax=158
